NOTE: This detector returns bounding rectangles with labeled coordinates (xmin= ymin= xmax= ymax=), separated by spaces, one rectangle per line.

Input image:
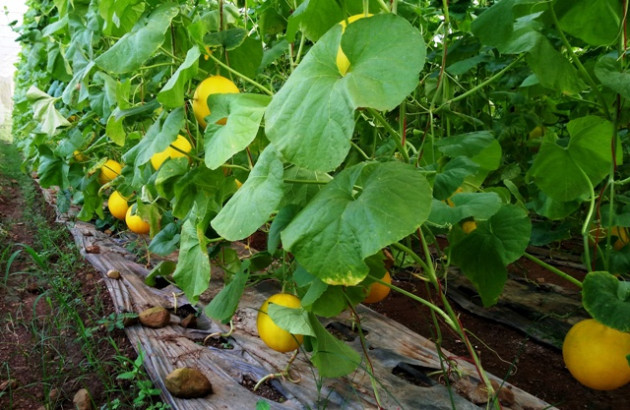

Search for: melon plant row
xmin=11 ymin=0 xmax=630 ymax=400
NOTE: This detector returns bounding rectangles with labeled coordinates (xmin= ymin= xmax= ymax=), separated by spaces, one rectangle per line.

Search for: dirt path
xmin=0 ymin=142 xmax=141 ymax=409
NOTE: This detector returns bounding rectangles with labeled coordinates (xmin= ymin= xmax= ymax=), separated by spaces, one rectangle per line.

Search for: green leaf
xmin=145 ymin=260 xmax=176 ymax=287
xmin=268 ymin=303 xmax=314 ymax=337
xmin=148 ymin=223 xmax=181 ymax=256
xmin=471 ymin=0 xmax=517 ymax=50
xmin=433 ymin=157 xmax=479 ymax=201
xmin=227 ymin=36 xmax=264 ymax=79
xmin=155 ymin=158 xmax=189 ymax=199
xmin=256 ymin=400 xmax=271 ymax=410
xmin=281 ymin=166 xmax=333 ymax=207
xmin=594 ymin=56 xmax=630 ymax=100
xmin=282 ymin=162 xmax=432 ymax=286
xmin=173 ymin=216 xmax=211 ymax=303
xmin=158 ymin=46 xmax=201 ymax=108
xmin=450 ymin=205 xmax=531 ymax=306
xmin=89 ymin=71 xmax=118 ymax=119
xmin=268 ymin=205 xmax=299 ymax=255
xmin=98 ymin=0 xmax=146 ymax=36
xmin=428 ymin=192 xmax=503 ymax=226
xmin=436 ymin=131 xmax=496 ymax=157
xmin=556 ymin=0 xmax=622 ymax=46
xmin=452 ymin=235 xmax=508 ymax=307
xmin=528 ymin=116 xmax=616 ymax=202
xmin=62 ymin=61 xmax=95 ymax=106
xmin=308 ymin=313 xmax=360 ymax=378
xmin=106 ymin=110 xmax=126 ymax=146
xmin=205 ymin=27 xmax=247 ymax=50
xmin=582 ymin=272 xmax=630 ymax=332
xmin=211 ymin=145 xmax=284 ymax=241
xmin=266 ymin=14 xmax=425 ymax=172
xmin=527 ymin=190 xmax=581 ymax=220
xmin=286 ymin=0 xmax=344 ymax=42
xmin=95 ymin=4 xmax=179 ymax=74
xmin=26 ymin=86 xmax=70 ymax=135
xmin=203 ymin=93 xmax=271 ymax=170
xmin=171 ymin=166 xmax=226 ymax=219
xmin=205 ymin=262 xmax=249 ymax=323
xmin=123 ymin=107 xmax=185 ymax=168
xmin=525 ymin=38 xmax=583 ymax=95
xmin=37 ymin=153 xmax=67 ymax=188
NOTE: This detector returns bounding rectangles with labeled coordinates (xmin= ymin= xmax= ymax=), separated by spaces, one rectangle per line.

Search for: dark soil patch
xmin=240 ymin=374 xmax=287 ymax=403
xmin=371 ymin=264 xmax=630 ymax=410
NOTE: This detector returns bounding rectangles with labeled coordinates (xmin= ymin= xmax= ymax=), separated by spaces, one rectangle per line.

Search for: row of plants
xmin=11 ymin=0 xmax=630 ymax=404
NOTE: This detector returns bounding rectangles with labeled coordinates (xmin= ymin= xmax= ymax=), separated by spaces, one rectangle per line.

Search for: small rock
xmin=85 ymin=245 xmax=100 ymax=254
xmin=180 ymin=314 xmax=197 ymax=329
xmin=0 ymin=379 xmax=18 ymax=390
xmin=106 ymin=269 xmax=121 ymax=279
xmin=85 ymin=273 xmax=94 ymax=281
xmin=165 ymin=368 xmax=213 ymax=398
xmin=49 ymin=388 xmax=60 ymax=401
xmin=73 ymin=388 xmax=93 ymax=410
xmin=139 ymin=306 xmax=171 ymax=328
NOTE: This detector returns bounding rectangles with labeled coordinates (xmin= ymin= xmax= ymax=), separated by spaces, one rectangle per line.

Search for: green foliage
xmin=11 ymin=0 xmax=629 ymax=387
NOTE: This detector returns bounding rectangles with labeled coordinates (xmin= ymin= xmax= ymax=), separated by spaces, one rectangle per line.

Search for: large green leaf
xmin=556 ymin=0 xmax=622 ymax=46
xmin=95 ymin=4 xmax=179 ymax=74
xmin=266 ymin=14 xmax=425 ymax=172
xmin=582 ymin=272 xmax=630 ymax=332
xmin=528 ymin=116 xmax=616 ymax=202
xmin=211 ymin=145 xmax=284 ymax=241
xmin=450 ymin=205 xmax=531 ymax=306
xmin=286 ymin=0 xmax=344 ymax=42
xmin=203 ymin=93 xmax=271 ymax=170
xmin=428 ymin=192 xmax=503 ymax=226
xmin=308 ymin=313 xmax=360 ymax=378
xmin=158 ymin=46 xmax=201 ymax=108
xmin=26 ymin=86 xmax=70 ymax=136
xmin=594 ymin=56 xmax=630 ymax=100
xmin=98 ymin=0 xmax=146 ymax=36
xmin=268 ymin=303 xmax=315 ymax=337
xmin=227 ymin=36 xmax=264 ymax=79
xmin=525 ymin=38 xmax=583 ymax=95
xmin=436 ymin=131 xmax=496 ymax=157
xmin=173 ymin=215 xmax=211 ymax=304
xmin=205 ymin=262 xmax=250 ymax=324
xmin=282 ymin=162 xmax=432 ymax=286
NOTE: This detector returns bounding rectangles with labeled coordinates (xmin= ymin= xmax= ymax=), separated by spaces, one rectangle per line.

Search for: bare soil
xmin=370 ymin=259 xmax=630 ymax=410
xmin=0 ymin=146 xmax=139 ymax=409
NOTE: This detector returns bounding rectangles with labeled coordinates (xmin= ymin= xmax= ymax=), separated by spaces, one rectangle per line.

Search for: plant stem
xmin=577 ymin=165 xmax=596 ymax=271
xmin=221 ymin=163 xmax=250 ymax=172
xmin=366 ymin=107 xmax=410 ymax=163
xmin=344 ymin=295 xmax=383 ymax=408
xmin=523 ymin=253 xmax=583 ymax=288
xmin=368 ymin=274 xmax=455 ymax=329
xmin=548 ymin=5 xmax=611 ymax=119
xmin=206 ymin=52 xmax=273 ymax=96
xmin=350 ymin=140 xmax=371 ymax=161
xmin=436 ymin=55 xmax=525 ymax=112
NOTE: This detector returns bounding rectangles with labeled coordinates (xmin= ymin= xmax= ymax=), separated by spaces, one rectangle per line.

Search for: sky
xmin=0 ymin=0 xmax=28 ymax=78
